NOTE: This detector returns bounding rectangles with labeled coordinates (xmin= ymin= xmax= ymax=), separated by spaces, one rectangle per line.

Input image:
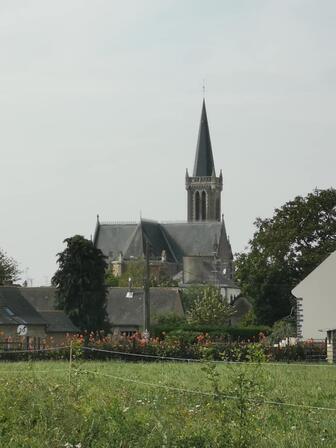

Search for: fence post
xmin=68 ymin=340 xmax=73 ymax=387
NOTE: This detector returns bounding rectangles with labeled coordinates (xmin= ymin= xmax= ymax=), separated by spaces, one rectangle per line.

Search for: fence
xmin=0 ymin=337 xmax=43 ymax=352
xmin=271 ymin=338 xmax=327 ymax=363
xmin=0 ymin=337 xmax=328 ymax=363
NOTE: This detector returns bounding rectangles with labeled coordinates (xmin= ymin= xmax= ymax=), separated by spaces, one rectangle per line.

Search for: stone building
xmin=94 ymin=100 xmax=240 ymax=300
xmin=0 ymin=287 xmax=78 ymax=346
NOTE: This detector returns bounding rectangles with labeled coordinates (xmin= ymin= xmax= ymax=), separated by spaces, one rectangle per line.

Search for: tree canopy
xmin=235 ymin=188 xmax=336 ymax=325
xmin=52 ymin=235 xmax=109 ymax=334
xmin=186 ymin=286 xmax=235 ymax=325
xmin=0 ymin=249 xmax=20 ymax=285
xmin=106 ymin=259 xmax=178 ymax=288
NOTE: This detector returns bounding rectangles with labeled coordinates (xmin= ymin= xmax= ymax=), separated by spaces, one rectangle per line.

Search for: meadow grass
xmin=0 ymin=360 xmax=336 ymax=447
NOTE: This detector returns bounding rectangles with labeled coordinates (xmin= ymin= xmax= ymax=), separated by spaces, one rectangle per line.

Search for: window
xmin=121 ymin=330 xmax=137 ymax=337
xmin=3 ymin=307 xmax=15 ymax=317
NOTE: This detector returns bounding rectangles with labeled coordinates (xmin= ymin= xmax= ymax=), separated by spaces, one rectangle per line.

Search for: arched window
xmin=195 ymin=191 xmax=200 ymax=221
xmin=201 ymin=191 xmax=207 ymax=220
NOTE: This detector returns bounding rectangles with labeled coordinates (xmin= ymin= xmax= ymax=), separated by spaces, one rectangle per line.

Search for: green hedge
xmin=150 ymin=323 xmax=270 ymax=341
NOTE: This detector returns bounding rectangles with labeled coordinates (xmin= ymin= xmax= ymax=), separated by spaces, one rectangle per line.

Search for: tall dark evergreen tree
xmin=52 ymin=235 xmax=109 ymax=333
xmin=0 ymin=248 xmax=20 ymax=285
xmin=235 ymin=188 xmax=336 ymax=326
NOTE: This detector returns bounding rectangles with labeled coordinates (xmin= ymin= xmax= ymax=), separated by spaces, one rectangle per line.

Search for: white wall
xmin=292 ymin=251 xmax=336 ymax=339
xmin=220 ymin=286 xmax=241 ymax=304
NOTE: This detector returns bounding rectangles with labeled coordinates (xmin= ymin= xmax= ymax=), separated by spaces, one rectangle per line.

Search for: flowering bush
xmin=0 ymin=331 xmax=326 ymax=362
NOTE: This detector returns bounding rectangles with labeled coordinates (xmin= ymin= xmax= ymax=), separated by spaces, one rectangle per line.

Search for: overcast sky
xmin=0 ymin=0 xmax=335 ymax=285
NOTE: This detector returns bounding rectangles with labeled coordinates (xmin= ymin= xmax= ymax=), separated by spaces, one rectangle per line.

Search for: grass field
xmin=0 ymin=360 xmax=336 ymax=447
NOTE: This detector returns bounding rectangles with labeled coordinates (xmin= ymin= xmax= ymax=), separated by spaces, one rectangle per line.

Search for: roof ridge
xmin=100 ymin=221 xmax=138 ymax=225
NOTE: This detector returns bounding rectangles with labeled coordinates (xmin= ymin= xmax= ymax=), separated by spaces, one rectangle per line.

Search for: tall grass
xmin=0 ymin=360 xmax=335 ymax=447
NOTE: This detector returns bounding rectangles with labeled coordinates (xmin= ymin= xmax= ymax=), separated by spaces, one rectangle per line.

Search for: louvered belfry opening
xmin=195 ymin=191 xmax=200 ymax=221
xmin=201 ymin=191 xmax=207 ymax=220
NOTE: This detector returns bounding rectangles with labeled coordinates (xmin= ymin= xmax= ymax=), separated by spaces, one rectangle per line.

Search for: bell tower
xmin=186 ymin=100 xmax=223 ymax=222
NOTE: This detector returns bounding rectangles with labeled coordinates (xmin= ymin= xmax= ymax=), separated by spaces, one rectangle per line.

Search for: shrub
xmin=150 ymin=323 xmax=271 ymax=341
xmin=186 ymin=286 xmax=235 ymax=325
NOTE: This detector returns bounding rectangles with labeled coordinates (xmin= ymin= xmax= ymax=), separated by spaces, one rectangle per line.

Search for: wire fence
xmin=82 ymin=346 xmax=330 ymax=367
xmin=85 ymin=368 xmax=336 ymax=412
xmin=0 ymin=341 xmax=329 ymax=365
xmin=0 ymin=343 xmax=335 ymax=414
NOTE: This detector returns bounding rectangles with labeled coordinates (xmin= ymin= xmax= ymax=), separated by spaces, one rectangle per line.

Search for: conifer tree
xmin=52 ymin=235 xmax=109 ymax=333
xmin=0 ymin=249 xmax=19 ymax=285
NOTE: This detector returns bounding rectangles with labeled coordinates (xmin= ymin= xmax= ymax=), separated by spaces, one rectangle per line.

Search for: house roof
xmin=0 ymin=287 xmax=46 ymax=326
xmin=21 ymin=286 xmax=183 ymax=329
xmin=20 ymin=287 xmax=57 ymax=311
xmin=39 ymin=311 xmax=78 ymax=333
xmin=292 ymin=250 xmax=336 ymax=298
xmin=106 ymin=287 xmax=184 ymax=326
xmin=193 ymin=99 xmax=215 ymax=177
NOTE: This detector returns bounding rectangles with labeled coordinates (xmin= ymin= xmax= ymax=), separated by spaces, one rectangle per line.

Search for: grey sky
xmin=0 ymin=0 xmax=335 ymax=285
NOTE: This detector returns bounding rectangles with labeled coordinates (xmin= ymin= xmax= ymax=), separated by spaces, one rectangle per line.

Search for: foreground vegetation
xmin=0 ymin=360 xmax=336 ymax=447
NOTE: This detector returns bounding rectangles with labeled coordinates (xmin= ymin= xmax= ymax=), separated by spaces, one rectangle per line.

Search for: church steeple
xmin=193 ymin=99 xmax=215 ymax=177
xmin=186 ymin=100 xmax=223 ymax=222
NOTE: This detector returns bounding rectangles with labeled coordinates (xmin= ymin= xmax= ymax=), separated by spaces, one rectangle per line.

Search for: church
xmin=93 ymin=100 xmax=240 ymax=302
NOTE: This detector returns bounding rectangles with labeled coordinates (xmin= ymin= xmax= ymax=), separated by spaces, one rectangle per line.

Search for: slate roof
xmin=0 ymin=287 xmax=78 ymax=333
xmin=21 ymin=286 xmax=183 ymax=329
xmin=106 ymin=287 xmax=183 ymax=326
xmin=39 ymin=311 xmax=78 ymax=333
xmin=20 ymin=287 xmax=57 ymax=311
xmin=162 ymin=221 xmax=231 ymax=259
xmin=193 ymin=99 xmax=215 ymax=177
xmin=95 ymin=219 xmax=233 ymax=262
xmin=0 ymin=287 xmax=46 ymax=326
xmin=95 ymin=223 xmax=137 ymax=260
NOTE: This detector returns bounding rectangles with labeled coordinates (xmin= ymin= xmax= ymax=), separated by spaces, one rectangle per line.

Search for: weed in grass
xmin=203 ymin=360 xmax=267 ymax=447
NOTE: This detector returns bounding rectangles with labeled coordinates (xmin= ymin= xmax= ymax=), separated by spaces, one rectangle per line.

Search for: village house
xmin=292 ymin=250 xmax=336 ymax=340
xmin=21 ymin=286 xmax=183 ymax=337
xmin=0 ymin=287 xmax=78 ymax=347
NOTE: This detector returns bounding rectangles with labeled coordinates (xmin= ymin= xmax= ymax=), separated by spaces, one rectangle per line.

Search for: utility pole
xmin=212 ymin=243 xmax=220 ymax=294
xmin=143 ymin=240 xmax=150 ymax=338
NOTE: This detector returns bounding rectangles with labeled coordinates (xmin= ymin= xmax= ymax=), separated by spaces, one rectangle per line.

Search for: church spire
xmin=186 ymin=99 xmax=223 ymax=222
xmin=193 ymin=99 xmax=215 ymax=177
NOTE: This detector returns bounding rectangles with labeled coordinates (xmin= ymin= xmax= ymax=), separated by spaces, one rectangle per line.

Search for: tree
xmin=105 ymin=271 xmax=119 ymax=287
xmin=269 ymin=319 xmax=296 ymax=345
xmin=235 ymin=188 xmax=336 ymax=326
xmin=117 ymin=259 xmax=178 ymax=287
xmin=0 ymin=249 xmax=20 ymax=285
xmin=52 ymin=235 xmax=109 ymax=333
xmin=118 ymin=260 xmax=146 ymax=287
xmin=187 ymin=286 xmax=235 ymax=325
